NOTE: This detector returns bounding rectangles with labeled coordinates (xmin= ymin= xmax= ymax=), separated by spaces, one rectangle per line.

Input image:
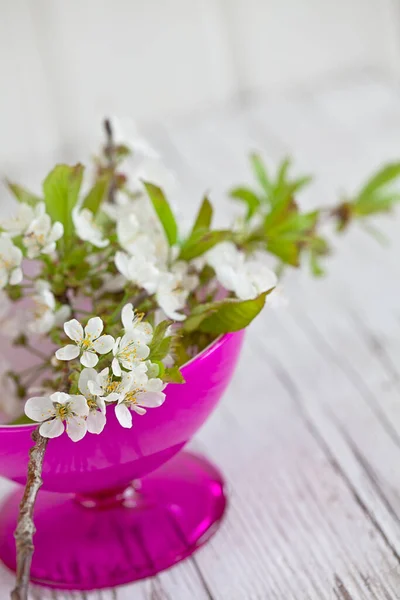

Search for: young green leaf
xmin=6 ymin=181 xmax=42 ymax=207
xmin=250 ymin=153 xmax=271 ymax=195
xmin=183 ymin=290 xmax=272 ymax=334
xmin=43 ymin=164 xmax=84 ymax=246
xmin=357 ymin=162 xmax=400 ymax=201
xmin=190 ymin=196 xmax=213 ymax=236
xmin=179 ymin=230 xmax=232 ymax=261
xmin=230 ymin=187 xmax=261 ymax=220
xmin=264 ymin=210 xmax=319 ymax=267
xmin=148 ymin=320 xmax=172 ymax=361
xmin=82 ymin=175 xmax=110 ymax=214
xmin=143 ymin=181 xmax=178 ymax=246
xmin=353 ymin=193 xmax=400 ymax=216
xmin=271 ymin=158 xmax=312 ymax=207
xmin=163 ymin=366 xmax=185 ymax=384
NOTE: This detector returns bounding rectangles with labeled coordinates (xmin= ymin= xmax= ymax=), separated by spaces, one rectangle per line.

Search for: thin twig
xmin=11 ymin=428 xmax=49 ymax=600
xmin=104 ymin=118 xmax=117 ymax=204
xmin=24 ymin=345 xmax=49 ymax=362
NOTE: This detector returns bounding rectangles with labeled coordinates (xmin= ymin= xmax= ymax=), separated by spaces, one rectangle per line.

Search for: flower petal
xmin=112 ymin=357 xmax=122 ymax=377
xmin=115 ymin=251 xmax=130 ymax=279
xmin=66 ymin=416 xmax=88 ymax=442
xmin=118 ymin=371 xmax=135 ymax=394
xmin=64 ymin=319 xmax=84 ymax=342
xmin=145 ymin=378 xmax=164 ymax=393
xmin=115 ymin=403 xmax=132 ymax=428
xmin=24 ymin=396 xmax=55 ymax=422
xmin=55 ymin=344 xmax=80 ymax=361
xmin=87 ymin=410 xmax=106 ymax=434
xmin=137 ymin=391 xmax=166 ymax=408
xmin=96 ymin=396 xmax=106 ymax=413
xmin=103 ymin=392 xmax=120 ymax=403
xmin=88 ymin=380 xmax=104 ymax=397
xmin=84 ymin=317 xmax=104 ymax=340
xmin=69 ymin=394 xmax=90 ymax=418
xmin=9 ymin=267 xmax=23 ymax=286
xmin=132 ymin=405 xmax=147 ymax=415
xmin=78 ymin=368 xmax=98 ymax=397
xmin=121 ymin=303 xmax=134 ymax=330
xmin=49 ymin=221 xmax=64 ymax=242
xmin=92 ymin=334 xmax=115 ymax=355
xmin=39 ymin=418 xmax=65 ymax=438
xmin=50 ymin=391 xmax=71 ymax=405
xmin=81 ymin=350 xmax=99 ymax=368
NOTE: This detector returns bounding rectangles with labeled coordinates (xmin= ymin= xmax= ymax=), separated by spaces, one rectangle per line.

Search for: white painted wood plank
xmin=221 ymin=0 xmax=400 ymax=91
xmin=0 ymin=1 xmax=60 ymax=174
xmin=31 ymin=0 xmax=236 ymax=156
xmin=158 ymin=84 xmax=400 ymax=597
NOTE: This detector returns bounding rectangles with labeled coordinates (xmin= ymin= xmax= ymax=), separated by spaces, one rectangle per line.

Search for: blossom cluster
xmin=0 ymin=117 xmax=286 ymax=438
xmin=0 ymin=117 xmax=398 ymax=440
xmin=25 ymin=304 xmax=166 ymax=440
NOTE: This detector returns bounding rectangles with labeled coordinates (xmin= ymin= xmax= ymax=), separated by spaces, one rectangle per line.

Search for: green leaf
xmin=190 ymin=196 xmax=213 ymax=235
xmin=265 ymin=210 xmax=319 ymax=267
xmin=43 ymin=164 xmax=84 ymax=246
xmin=357 ymin=162 xmax=400 ymax=201
xmin=267 ymin=238 xmax=300 ymax=266
xmin=179 ymin=230 xmax=232 ymax=261
xmin=275 ymin=157 xmax=291 ymax=193
xmin=6 ymin=181 xmax=42 ymax=207
xmin=267 ymin=210 xmax=319 ymax=237
xmin=82 ymin=175 xmax=110 ymax=214
xmin=264 ymin=195 xmax=297 ymax=231
xmin=148 ymin=321 xmax=172 ymax=361
xmin=183 ymin=290 xmax=272 ymax=335
xmin=143 ymin=181 xmax=178 ymax=246
xmin=354 ymin=193 xmax=400 ymax=216
xmin=149 ymin=336 xmax=172 ymax=362
xmin=230 ymin=187 xmax=261 ymax=220
xmin=163 ymin=366 xmax=185 ymax=384
xmin=271 ymin=158 xmax=312 ymax=207
xmin=250 ymin=153 xmax=271 ymax=194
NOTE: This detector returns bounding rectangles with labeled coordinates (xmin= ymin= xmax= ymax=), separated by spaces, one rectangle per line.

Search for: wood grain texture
xmin=3 ymin=74 xmax=400 ymax=598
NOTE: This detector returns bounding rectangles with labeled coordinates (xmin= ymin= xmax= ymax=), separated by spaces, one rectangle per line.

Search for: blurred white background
xmin=1 ymin=0 xmax=400 ymax=175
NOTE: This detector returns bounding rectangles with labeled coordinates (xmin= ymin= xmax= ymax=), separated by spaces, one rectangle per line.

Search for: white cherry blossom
xmin=72 ymin=207 xmax=109 ymax=248
xmin=115 ymin=250 xmax=160 ymax=294
xmin=115 ymin=376 xmax=166 ymax=429
xmin=23 ymin=206 xmax=63 ymax=258
xmin=0 ymin=235 xmax=23 ymax=288
xmin=78 ymin=368 xmax=107 ymax=434
xmin=156 ymin=272 xmax=187 ymax=321
xmin=56 ymin=317 xmax=115 ymax=368
xmin=121 ymin=303 xmax=153 ymax=343
xmin=29 ymin=280 xmax=71 ymax=335
xmin=24 ymin=391 xmax=89 ymax=441
xmin=155 ymin=262 xmax=197 ymax=322
xmin=1 ymin=202 xmax=41 ymax=237
xmin=112 ymin=327 xmax=150 ymax=377
xmin=92 ymin=366 xmax=145 ymax=403
xmin=206 ymin=242 xmax=277 ymax=301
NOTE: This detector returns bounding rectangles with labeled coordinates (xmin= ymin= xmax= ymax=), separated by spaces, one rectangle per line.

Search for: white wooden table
xmin=2 ymin=73 xmax=400 ymax=599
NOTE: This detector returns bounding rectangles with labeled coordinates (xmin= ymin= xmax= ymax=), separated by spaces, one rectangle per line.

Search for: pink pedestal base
xmin=0 ymin=452 xmax=227 ymax=591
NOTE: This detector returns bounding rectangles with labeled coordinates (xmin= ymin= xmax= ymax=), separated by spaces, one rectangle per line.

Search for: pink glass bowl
xmin=0 ymin=330 xmax=245 ymax=591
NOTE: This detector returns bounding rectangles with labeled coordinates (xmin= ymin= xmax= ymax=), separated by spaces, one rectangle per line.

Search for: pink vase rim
xmin=0 ymin=332 xmax=236 ymax=432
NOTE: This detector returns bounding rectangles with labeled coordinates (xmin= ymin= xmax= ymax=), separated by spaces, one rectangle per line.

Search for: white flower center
xmin=54 ymin=402 xmax=73 ymax=420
